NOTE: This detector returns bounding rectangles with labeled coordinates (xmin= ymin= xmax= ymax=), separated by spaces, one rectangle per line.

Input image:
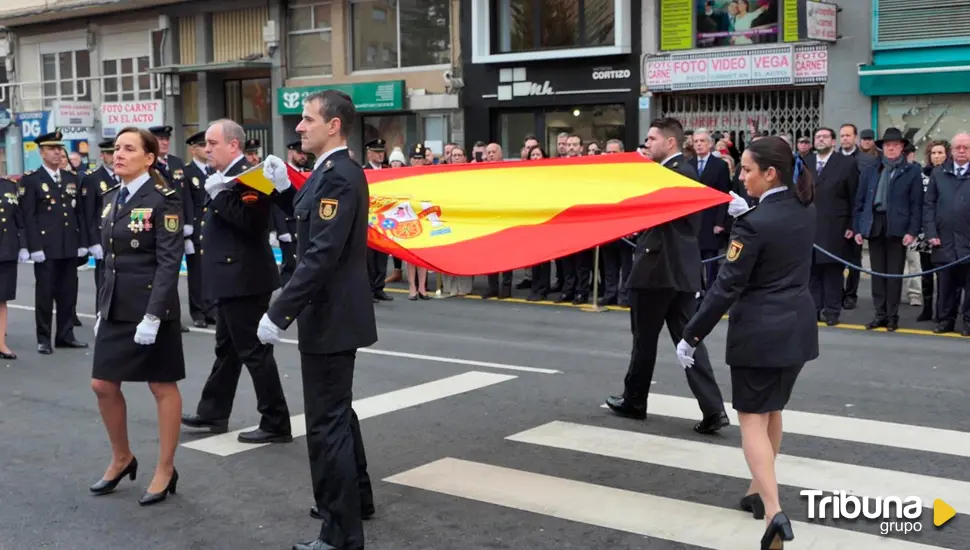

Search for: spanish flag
xmin=284 ymin=154 xmax=728 ymax=276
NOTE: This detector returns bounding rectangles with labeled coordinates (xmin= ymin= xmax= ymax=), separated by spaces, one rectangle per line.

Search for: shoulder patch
xmin=102 ymin=183 xmax=121 ymax=195
xmin=323 ymin=159 xmax=334 ymax=172
xmin=24 ymin=170 xmax=34 ymax=176
xmin=727 ymin=240 xmax=744 ymax=262
xmin=155 ymin=184 xmax=176 ymax=196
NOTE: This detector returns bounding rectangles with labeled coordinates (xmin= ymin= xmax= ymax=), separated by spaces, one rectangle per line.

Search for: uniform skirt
xmin=729 ymin=365 xmax=803 ymax=414
xmin=0 ymin=261 xmax=17 ymax=302
xmin=92 ymin=319 xmax=185 ymax=382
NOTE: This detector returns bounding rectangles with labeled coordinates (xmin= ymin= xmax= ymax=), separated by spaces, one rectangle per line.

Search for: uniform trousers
xmin=810 ymin=259 xmax=844 ymax=319
xmin=366 ymin=248 xmax=388 ymax=295
xmin=34 ymin=258 xmax=79 ymax=345
xmin=195 ymin=293 xmax=292 ymax=434
xmin=623 ymin=288 xmax=725 ymax=418
xmin=937 ymin=263 xmax=970 ymax=325
xmin=185 ymin=250 xmax=209 ymax=322
xmin=560 ymin=249 xmax=592 ymax=298
xmin=529 ymin=261 xmax=552 ymax=298
xmin=279 ymin=240 xmax=298 ymax=287
xmin=601 ymin=240 xmax=632 ymax=304
xmin=302 ymin=350 xmax=366 ymax=550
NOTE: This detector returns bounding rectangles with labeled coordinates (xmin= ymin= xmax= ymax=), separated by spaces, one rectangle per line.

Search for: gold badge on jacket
xmin=4 ymin=192 xmax=17 ymax=205
xmin=102 ymin=204 xmax=112 ymax=219
xmin=42 ymin=183 xmax=50 ymax=192
xmin=128 ymin=208 xmax=153 ymax=233
xmin=319 ymin=198 xmax=338 ymax=220
xmin=164 ymin=214 xmax=180 ymax=233
xmin=100 ymin=181 xmax=108 ymax=192
xmin=727 ymin=240 xmax=744 ymax=262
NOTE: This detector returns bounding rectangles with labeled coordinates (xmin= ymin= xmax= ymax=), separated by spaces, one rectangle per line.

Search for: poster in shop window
xmin=696 ymin=0 xmax=780 ymax=48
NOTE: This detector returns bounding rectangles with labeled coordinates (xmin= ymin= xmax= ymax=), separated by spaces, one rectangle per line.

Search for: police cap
xmin=244 ymin=138 xmax=260 ymax=152
xmin=98 ymin=138 xmax=116 ymax=151
xmin=365 ymin=138 xmax=386 ymax=152
xmin=35 ymin=130 xmax=64 ymax=148
xmin=185 ymin=130 xmax=206 ymax=147
xmin=287 ymin=139 xmax=304 ymax=152
xmin=149 ymin=125 xmax=173 ymax=138
xmin=410 ymin=143 xmax=427 ymax=159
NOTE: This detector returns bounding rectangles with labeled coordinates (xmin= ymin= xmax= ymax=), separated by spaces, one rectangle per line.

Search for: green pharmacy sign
xmin=277 ymin=81 xmax=405 ymax=115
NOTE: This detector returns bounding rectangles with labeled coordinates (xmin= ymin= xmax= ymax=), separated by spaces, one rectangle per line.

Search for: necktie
xmin=959 ymin=166 xmax=966 ymax=177
xmin=115 ymin=186 xmax=129 ymax=220
xmin=698 ymin=158 xmax=706 ymax=174
xmin=817 ymin=160 xmax=825 ymax=174
xmin=53 ymin=171 xmax=61 ymax=185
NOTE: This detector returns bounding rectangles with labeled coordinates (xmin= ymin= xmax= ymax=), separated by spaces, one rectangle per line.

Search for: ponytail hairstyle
xmin=115 ymin=126 xmax=171 ymax=189
xmin=746 ymin=136 xmax=814 ymax=205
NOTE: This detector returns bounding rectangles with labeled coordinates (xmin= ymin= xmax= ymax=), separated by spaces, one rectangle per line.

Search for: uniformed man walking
xmin=180 ymin=119 xmax=292 ymax=444
xmin=363 ymin=138 xmax=393 ymax=303
xmin=258 ymin=90 xmax=377 ymax=550
xmin=20 ymin=130 xmax=89 ymax=354
xmin=180 ymin=130 xmax=212 ymax=327
xmin=78 ymin=138 xmax=116 ymax=313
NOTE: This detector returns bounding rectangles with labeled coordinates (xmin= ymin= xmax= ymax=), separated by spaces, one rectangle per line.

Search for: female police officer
xmin=676 ymin=136 xmax=819 ymax=550
xmin=89 ymin=127 xmax=185 ymax=506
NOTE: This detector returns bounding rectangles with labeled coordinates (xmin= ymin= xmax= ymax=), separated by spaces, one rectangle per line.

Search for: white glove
xmin=727 ymin=191 xmax=751 ymax=218
xmin=204 ymin=172 xmax=228 ymax=199
xmin=183 ymin=224 xmax=194 ymax=237
xmin=93 ymin=315 xmax=101 ymax=337
xmin=256 ymin=313 xmax=281 ymax=345
xmin=77 ymin=247 xmax=88 ymax=257
xmin=133 ymin=315 xmax=161 ymax=346
xmin=263 ymin=155 xmax=292 ymax=192
xmin=30 ymin=250 xmax=46 ymax=263
xmin=89 ymin=244 xmax=104 ymax=260
xmin=17 ymin=249 xmax=29 ymax=263
xmin=184 ymin=239 xmax=195 ymax=255
xmin=676 ymin=339 xmax=696 ymax=369
xmin=278 ymin=233 xmax=293 ymax=243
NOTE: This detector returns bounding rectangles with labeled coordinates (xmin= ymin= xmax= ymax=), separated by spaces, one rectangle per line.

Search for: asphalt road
xmin=0 ymin=265 xmax=967 ymax=550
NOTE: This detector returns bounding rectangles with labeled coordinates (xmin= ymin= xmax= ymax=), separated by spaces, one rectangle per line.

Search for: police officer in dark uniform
xmin=680 ymin=136 xmax=818 ymax=549
xmin=605 ymin=118 xmax=729 ymax=434
xmin=20 ymin=130 xmax=89 ymax=354
xmin=257 ymin=90 xmax=377 ymax=550
xmin=271 ymin=140 xmax=306 ymax=286
xmin=244 ymin=137 xmax=262 ymax=165
xmin=79 ymin=138 xmax=117 ymax=314
xmin=363 ymin=138 xmax=393 ymax=302
xmin=180 ymin=118 xmax=292 ymax=445
xmin=0 ymin=174 xmax=28 ymax=359
xmin=180 ymin=130 xmax=212 ymax=327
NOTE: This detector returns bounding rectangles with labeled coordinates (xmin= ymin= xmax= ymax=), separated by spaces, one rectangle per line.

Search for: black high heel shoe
xmin=740 ymin=493 xmax=766 ymax=519
xmin=138 ymin=468 xmax=178 ymax=506
xmin=90 ymin=457 xmax=138 ymax=495
xmin=761 ymin=511 xmax=794 ymax=550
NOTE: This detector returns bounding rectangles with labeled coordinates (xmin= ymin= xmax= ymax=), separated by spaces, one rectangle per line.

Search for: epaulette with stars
xmin=24 ymin=170 xmax=34 ymax=176
xmin=102 ymin=183 xmax=121 ymax=195
xmin=323 ymin=159 xmax=335 ymax=172
xmin=155 ymin=183 xmax=176 ymax=197
xmin=85 ymin=168 xmax=95 ymax=175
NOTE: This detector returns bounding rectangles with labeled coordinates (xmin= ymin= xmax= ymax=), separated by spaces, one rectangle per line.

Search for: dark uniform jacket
xmin=154 ymin=154 xmax=194 ymax=231
xmin=688 ymin=154 xmax=731 ymax=251
xmin=181 ymin=159 xmax=209 ymax=246
xmin=20 ymin=166 xmax=86 ymax=260
xmin=684 ymin=189 xmax=819 ymax=368
xmin=80 ymin=165 xmax=118 ymax=248
xmin=626 ymin=154 xmax=704 ymax=293
xmin=806 ymin=151 xmax=858 ymax=262
xmin=201 ymin=157 xmax=280 ymax=300
xmin=98 ymin=176 xmax=184 ymax=322
xmin=853 ymin=159 xmax=923 ymax=239
xmin=923 ymin=160 xmax=970 ymax=264
xmin=269 ymin=149 xmax=378 ymax=355
xmin=0 ymin=178 xmax=28 ymax=262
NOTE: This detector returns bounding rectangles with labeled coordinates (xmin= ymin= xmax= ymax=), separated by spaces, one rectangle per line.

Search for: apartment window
xmin=493 ymin=0 xmax=615 ymax=54
xmin=350 ymin=0 xmax=451 ymax=71
xmin=288 ymin=0 xmax=333 ymax=77
xmin=102 ymin=56 xmax=157 ymax=102
xmin=41 ymin=50 xmax=92 ymax=108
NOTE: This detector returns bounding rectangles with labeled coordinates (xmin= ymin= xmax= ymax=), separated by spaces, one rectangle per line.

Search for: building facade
xmin=642 ymin=0 xmax=871 ymax=148
xmin=858 ymin=0 xmax=970 ymax=150
xmin=461 ymin=0 xmax=642 ymax=156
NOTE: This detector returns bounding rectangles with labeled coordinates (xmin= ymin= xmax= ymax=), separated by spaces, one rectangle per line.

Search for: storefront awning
xmin=149 ymin=60 xmax=272 ymax=75
xmin=858 ymin=62 xmax=970 ymax=96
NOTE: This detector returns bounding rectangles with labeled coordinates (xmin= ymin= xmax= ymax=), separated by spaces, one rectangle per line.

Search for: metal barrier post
xmin=582 ymin=246 xmax=608 ymax=313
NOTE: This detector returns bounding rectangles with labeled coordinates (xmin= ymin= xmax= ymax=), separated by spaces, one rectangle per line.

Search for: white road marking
xmin=182 ymin=371 xmax=517 ymax=456
xmin=508 ymin=421 xmax=970 ymax=511
xmin=385 ymin=458 xmax=946 ymax=550
xmin=6 ymin=303 xmax=559 ymax=374
xmin=601 ymin=393 xmax=970 ymax=458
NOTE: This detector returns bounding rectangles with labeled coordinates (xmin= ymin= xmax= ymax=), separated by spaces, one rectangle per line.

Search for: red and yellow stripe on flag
xmin=287 ymin=153 xmax=728 ymax=276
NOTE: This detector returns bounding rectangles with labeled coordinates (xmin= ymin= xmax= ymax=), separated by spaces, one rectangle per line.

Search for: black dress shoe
xmin=37 ymin=343 xmax=53 ymax=355
xmin=962 ymin=325 xmax=970 ymax=337
xmin=55 ymin=339 xmax=88 ymax=349
xmin=554 ymin=293 xmax=574 ymax=303
xmin=694 ymin=411 xmax=730 ymax=434
xmin=760 ymin=511 xmax=794 ymax=549
xmin=193 ymin=319 xmax=207 ymax=328
xmin=374 ymin=291 xmax=394 ymax=301
xmin=739 ymin=493 xmax=765 ymax=519
xmin=73 ymin=316 xmax=83 ymax=327
xmin=865 ymin=318 xmax=888 ymax=330
xmin=237 ymin=428 xmax=293 ymax=444
xmin=934 ymin=322 xmax=954 ymax=334
xmin=0 ymin=350 xmax=16 ymax=360
xmin=138 ymin=468 xmax=178 ymax=506
xmin=90 ymin=457 xmax=138 ymax=495
xmin=292 ymin=540 xmax=338 ymax=550
xmin=605 ymin=395 xmax=647 ymax=420
xmin=886 ymin=318 xmax=898 ymax=332
xmin=310 ymin=503 xmax=375 ymax=520
xmin=843 ymin=296 xmax=857 ymax=310
xmin=180 ymin=415 xmax=229 ymax=433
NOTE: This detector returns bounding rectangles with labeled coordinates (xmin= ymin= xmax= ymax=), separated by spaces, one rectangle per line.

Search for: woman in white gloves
xmin=679 ymin=137 xmax=818 ymax=550
xmin=0 ymin=175 xmax=29 ymax=359
xmin=89 ymin=127 xmax=186 ymax=507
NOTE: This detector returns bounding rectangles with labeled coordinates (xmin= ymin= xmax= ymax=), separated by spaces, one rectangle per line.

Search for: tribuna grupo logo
xmin=801 ymin=490 xmax=924 ymax=535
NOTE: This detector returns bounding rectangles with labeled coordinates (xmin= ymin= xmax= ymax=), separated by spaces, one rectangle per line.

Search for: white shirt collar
xmin=696 ymin=154 xmax=711 ymax=164
xmin=314 ymin=146 xmax=348 ymax=171
xmin=816 ymin=150 xmax=834 ymax=164
xmin=220 ymin=155 xmax=245 ymax=176
xmin=661 ymin=152 xmax=681 ymax=166
xmin=759 ymin=186 xmax=787 ymax=203
xmin=119 ymin=172 xmax=151 ymax=201
xmin=955 ymin=162 xmax=969 ymax=173
xmin=193 ymin=159 xmax=208 ymax=172
xmin=841 ymin=146 xmax=857 ymax=156
xmin=43 ymin=164 xmax=60 ymax=179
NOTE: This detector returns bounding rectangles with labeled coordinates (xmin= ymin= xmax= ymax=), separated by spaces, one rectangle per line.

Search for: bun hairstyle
xmin=746 ymin=136 xmax=814 ymax=205
xmin=115 ymin=126 xmax=171 ymax=190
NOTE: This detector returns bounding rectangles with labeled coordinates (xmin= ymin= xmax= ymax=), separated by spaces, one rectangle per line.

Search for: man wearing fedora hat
xmin=852 ymin=127 xmax=924 ymax=331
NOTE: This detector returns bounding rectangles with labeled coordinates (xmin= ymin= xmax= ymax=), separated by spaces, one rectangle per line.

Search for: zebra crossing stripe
xmin=507 ymin=421 xmax=970 ymax=512
xmin=602 ymin=394 xmax=970 ymax=458
xmin=385 ymin=458 xmax=945 ymax=550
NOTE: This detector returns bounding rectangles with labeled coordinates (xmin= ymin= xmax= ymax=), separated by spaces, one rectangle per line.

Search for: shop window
xmin=288 ymin=0 xmax=334 ymax=77
xmin=350 ymin=0 xmax=451 ymax=71
xmin=362 ymin=114 xmax=417 ymax=155
xmin=41 ymin=50 xmax=92 ymax=108
xmin=102 ymin=56 xmax=158 ymax=103
xmin=493 ymin=0 xmax=616 ymax=53
xmin=543 ymin=105 xmax=625 ymax=154
xmin=877 ymin=95 xmax=970 ymax=151
xmin=498 ymin=112 xmax=536 ymax=157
